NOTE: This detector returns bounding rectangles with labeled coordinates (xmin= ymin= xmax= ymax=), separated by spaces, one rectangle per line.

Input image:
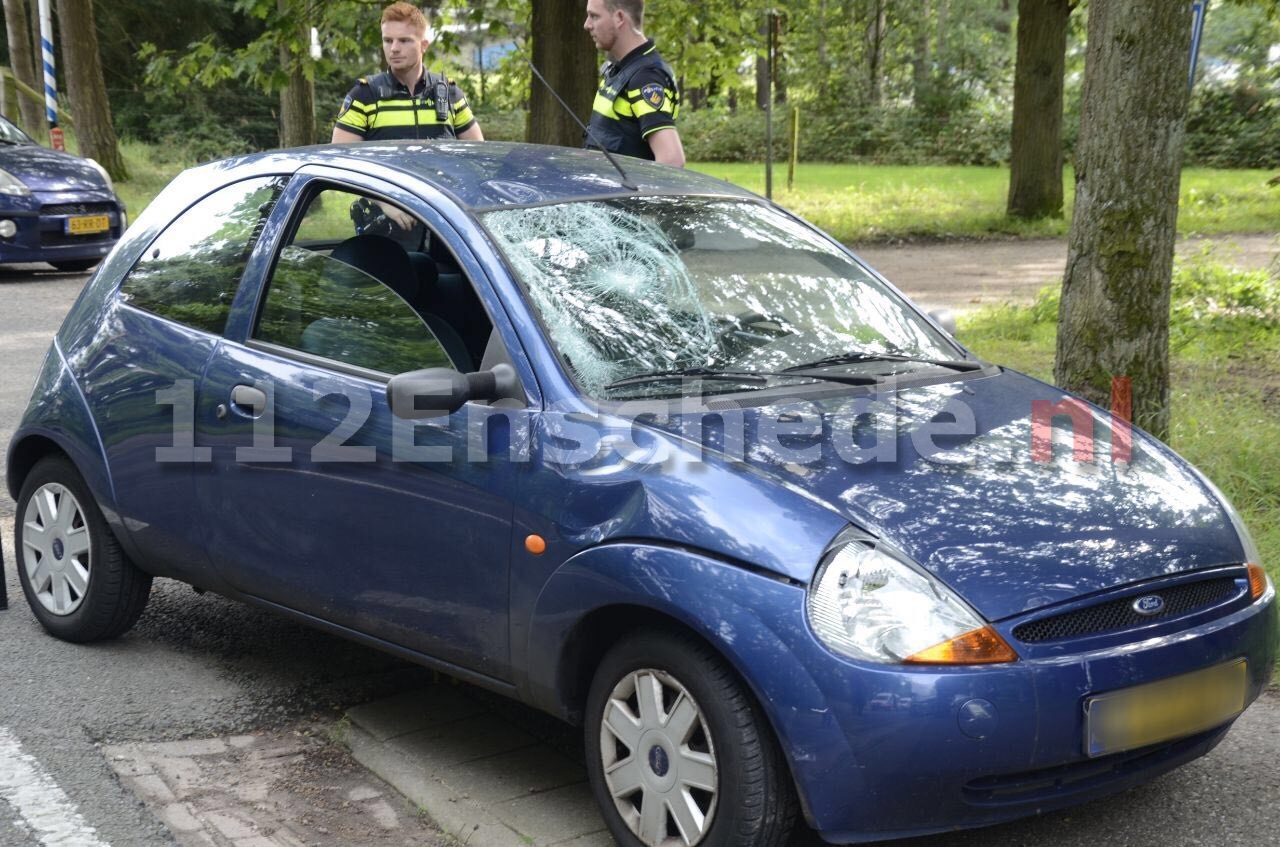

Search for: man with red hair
xmin=333 ymin=2 xmax=483 ymax=142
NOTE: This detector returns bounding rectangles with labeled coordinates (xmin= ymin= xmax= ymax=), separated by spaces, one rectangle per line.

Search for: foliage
xmin=51 ymin=0 xmax=1269 ymax=169
xmin=681 ymin=100 xmax=1010 ymax=166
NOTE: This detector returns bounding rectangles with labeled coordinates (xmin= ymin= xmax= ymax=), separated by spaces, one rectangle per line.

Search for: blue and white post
xmin=38 ymin=0 xmax=63 ymax=149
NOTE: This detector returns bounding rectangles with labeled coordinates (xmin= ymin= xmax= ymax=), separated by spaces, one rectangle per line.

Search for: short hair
xmin=605 ymin=0 xmax=644 ymax=28
xmin=382 ymin=2 xmax=428 ymax=34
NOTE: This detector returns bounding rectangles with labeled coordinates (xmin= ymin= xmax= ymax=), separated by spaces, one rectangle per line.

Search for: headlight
xmin=87 ymin=158 xmax=115 ymax=193
xmin=0 ymin=168 xmax=31 ymax=196
xmin=807 ymin=532 xmax=1017 ymax=664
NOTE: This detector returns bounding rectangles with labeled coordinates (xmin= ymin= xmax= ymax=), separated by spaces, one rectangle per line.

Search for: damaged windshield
xmin=481 ymin=196 xmax=960 ymax=398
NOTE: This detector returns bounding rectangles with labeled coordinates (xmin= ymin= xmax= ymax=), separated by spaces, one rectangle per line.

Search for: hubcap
xmin=22 ymin=483 xmax=92 ymax=616
xmin=599 ymin=669 xmax=718 ymax=847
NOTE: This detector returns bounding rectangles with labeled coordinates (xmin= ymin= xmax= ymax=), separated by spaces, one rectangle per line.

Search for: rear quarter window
xmin=119 ymin=176 xmax=287 ymax=333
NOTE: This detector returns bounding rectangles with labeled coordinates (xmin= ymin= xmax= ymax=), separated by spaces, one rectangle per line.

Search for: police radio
xmin=434 ymin=79 xmax=450 ymax=122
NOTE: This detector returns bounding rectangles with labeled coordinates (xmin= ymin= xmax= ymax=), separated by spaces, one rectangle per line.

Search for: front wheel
xmin=15 ymin=456 xmax=152 ymax=642
xmin=584 ymin=630 xmax=797 ymax=847
xmin=49 ymin=258 xmax=100 ymax=273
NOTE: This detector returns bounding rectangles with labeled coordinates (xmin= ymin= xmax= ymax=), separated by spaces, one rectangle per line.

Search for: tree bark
xmin=865 ymin=0 xmax=887 ymax=108
xmin=1055 ymin=0 xmax=1193 ymax=441
xmin=54 ymin=0 xmax=126 ymax=178
xmin=1006 ymin=0 xmax=1071 ymax=219
xmin=911 ymin=0 xmax=932 ymax=107
xmin=4 ymin=0 xmax=45 ymax=138
xmin=276 ymin=0 xmax=315 ymax=147
xmin=528 ymin=0 xmax=597 ymax=146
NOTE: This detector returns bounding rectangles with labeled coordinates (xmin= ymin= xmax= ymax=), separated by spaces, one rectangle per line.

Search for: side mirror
xmin=928 ymin=308 xmax=957 ymax=336
xmin=387 ymin=364 xmax=520 ymax=419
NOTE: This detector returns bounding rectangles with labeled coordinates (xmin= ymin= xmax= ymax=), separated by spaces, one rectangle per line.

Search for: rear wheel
xmin=15 ymin=456 xmax=151 ymax=642
xmin=584 ymin=629 xmax=797 ymax=847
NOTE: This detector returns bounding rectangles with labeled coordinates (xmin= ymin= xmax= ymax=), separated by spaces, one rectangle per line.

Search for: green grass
xmin=114 ymin=140 xmax=187 ymax=221
xmin=959 ymin=266 xmax=1280 ymax=660
xmin=691 ymin=163 xmax=1280 ymax=244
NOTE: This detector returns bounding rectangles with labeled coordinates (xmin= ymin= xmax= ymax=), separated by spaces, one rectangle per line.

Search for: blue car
xmin=0 ymin=114 xmax=127 ymax=271
xmin=7 ymin=141 xmax=1276 ymax=846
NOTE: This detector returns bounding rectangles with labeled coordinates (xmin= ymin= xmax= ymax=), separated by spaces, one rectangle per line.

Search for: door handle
xmin=229 ymin=384 xmax=269 ymax=418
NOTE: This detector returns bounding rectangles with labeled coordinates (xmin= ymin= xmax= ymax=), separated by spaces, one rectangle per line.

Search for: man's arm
xmin=646 ymin=127 xmax=685 ymax=168
xmin=332 ymin=126 xmax=363 ymax=143
xmin=457 ymin=123 xmax=484 ymax=141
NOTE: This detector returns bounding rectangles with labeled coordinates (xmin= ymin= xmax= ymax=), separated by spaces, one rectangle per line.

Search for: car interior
xmin=259 ymin=185 xmax=508 ymax=379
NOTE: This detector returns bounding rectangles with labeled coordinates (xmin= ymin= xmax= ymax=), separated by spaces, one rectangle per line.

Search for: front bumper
xmin=756 ymin=577 xmax=1277 ymax=842
xmin=0 ymin=190 xmax=124 ymax=266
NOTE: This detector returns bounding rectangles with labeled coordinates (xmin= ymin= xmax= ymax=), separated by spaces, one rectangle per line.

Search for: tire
xmin=585 ymin=629 xmax=797 ymax=847
xmin=49 ymin=259 xmax=100 ymax=273
xmin=15 ymin=456 xmax=152 ymax=642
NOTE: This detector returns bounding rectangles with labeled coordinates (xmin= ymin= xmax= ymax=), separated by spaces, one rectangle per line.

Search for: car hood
xmin=0 ymin=143 xmax=110 ymax=193
xmin=615 ymin=368 xmax=1245 ymax=621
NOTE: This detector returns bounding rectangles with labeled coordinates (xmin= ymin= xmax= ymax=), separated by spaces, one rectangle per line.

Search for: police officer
xmin=332 ymin=2 xmax=483 ymax=142
xmin=583 ymin=0 xmax=685 ymax=167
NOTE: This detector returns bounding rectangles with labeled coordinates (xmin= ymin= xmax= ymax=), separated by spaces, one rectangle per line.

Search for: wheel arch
xmin=522 ymin=542 xmax=826 ymax=832
xmin=530 ymin=549 xmax=830 ymax=744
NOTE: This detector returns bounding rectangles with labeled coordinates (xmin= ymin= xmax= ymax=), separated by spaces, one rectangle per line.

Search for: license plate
xmin=65 ymin=214 xmax=109 ymax=235
xmin=1084 ymin=659 xmax=1247 ymax=757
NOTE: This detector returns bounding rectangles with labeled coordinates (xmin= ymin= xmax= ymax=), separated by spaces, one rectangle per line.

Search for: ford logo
xmin=1132 ymin=595 xmax=1165 ymax=616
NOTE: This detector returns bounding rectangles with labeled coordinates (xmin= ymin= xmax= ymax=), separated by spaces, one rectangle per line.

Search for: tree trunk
xmin=54 ymin=0 xmax=126 ymax=178
xmin=277 ymin=0 xmax=315 ymax=147
xmin=4 ymin=0 xmax=45 ymax=138
xmin=1055 ymin=0 xmax=1193 ymax=441
xmin=866 ymin=0 xmax=887 ymax=108
xmin=1006 ymin=0 xmax=1072 ymax=219
xmin=911 ymin=0 xmax=932 ymax=107
xmin=528 ymin=0 xmax=597 ymax=146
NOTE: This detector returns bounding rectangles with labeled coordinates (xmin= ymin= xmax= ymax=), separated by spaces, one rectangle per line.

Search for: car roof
xmin=190 ymin=140 xmax=759 ymax=212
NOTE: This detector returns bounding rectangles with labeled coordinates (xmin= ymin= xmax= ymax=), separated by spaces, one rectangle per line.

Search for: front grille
xmin=42 ymin=202 xmax=117 ymax=216
xmin=1013 ymin=577 xmax=1238 ymax=643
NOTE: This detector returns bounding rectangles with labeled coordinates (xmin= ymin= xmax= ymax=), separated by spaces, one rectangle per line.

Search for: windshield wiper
xmin=783 ymin=351 xmax=984 ymax=374
xmin=605 ymin=367 xmax=770 ymax=390
xmin=604 ymin=366 xmax=877 ymax=391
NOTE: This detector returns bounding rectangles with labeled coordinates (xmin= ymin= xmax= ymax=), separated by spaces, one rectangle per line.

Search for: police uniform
xmin=586 ymin=39 xmax=679 ymax=160
xmin=334 ymin=70 xmax=477 ymax=140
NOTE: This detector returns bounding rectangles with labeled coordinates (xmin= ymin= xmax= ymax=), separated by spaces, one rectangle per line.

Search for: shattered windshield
xmin=481 ymin=196 xmax=958 ymax=398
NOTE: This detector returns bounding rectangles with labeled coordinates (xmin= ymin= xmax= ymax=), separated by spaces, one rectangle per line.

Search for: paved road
xmin=0 ymin=268 xmax=442 ymax=846
xmin=1 ymin=242 xmax=1278 ymax=847
xmin=854 ymin=232 xmax=1279 ymax=315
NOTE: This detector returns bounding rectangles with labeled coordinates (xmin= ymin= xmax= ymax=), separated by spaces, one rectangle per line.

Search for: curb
xmin=343 ymin=687 xmax=612 ymax=847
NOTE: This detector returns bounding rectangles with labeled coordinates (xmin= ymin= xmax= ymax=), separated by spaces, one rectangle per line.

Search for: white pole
xmin=38 ymin=0 xmax=56 ymax=128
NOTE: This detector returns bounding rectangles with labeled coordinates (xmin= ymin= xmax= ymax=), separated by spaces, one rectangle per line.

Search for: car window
xmin=482 ymin=197 xmax=956 ymax=397
xmin=253 ymin=186 xmax=464 ymax=375
xmin=119 ymin=177 xmax=286 ymax=334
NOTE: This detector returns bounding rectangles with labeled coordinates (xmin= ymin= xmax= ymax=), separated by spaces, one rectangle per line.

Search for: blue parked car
xmin=7 ymin=141 xmax=1276 ymax=846
xmin=0 ymin=114 xmax=126 ymax=271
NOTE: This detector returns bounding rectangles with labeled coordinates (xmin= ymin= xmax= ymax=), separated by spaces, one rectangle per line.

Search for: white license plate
xmin=66 ymin=214 xmax=109 ymax=235
xmin=1083 ymin=659 xmax=1247 ymax=757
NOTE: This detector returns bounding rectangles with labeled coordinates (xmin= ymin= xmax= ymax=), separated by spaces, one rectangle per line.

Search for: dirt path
xmin=852 ymin=233 xmax=1279 ymax=315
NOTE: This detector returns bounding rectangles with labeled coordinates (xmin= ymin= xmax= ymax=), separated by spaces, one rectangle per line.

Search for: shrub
xmin=679 ymin=101 xmax=1010 ymax=166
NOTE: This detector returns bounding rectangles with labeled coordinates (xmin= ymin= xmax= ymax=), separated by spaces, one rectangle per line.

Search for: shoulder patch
xmin=640 ymin=83 xmax=666 ymax=110
xmin=339 ymin=94 xmax=354 ymax=115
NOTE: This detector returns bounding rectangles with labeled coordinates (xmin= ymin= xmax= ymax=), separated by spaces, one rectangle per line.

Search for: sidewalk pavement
xmin=344 ymin=684 xmax=614 ymax=847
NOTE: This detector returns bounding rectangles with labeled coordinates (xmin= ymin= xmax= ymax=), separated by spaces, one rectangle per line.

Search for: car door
xmin=75 ymin=175 xmax=288 ymax=581
xmin=192 ymin=176 xmax=528 ymax=682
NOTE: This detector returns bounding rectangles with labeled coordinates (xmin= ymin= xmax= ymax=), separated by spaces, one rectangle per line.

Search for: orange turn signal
xmin=904 ymin=626 xmax=1018 ymax=665
xmin=525 ymin=534 xmax=547 ymax=555
xmin=1247 ymin=563 xmax=1269 ymax=601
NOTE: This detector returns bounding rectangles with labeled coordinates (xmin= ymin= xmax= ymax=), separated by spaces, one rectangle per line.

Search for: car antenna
xmin=524 ymin=56 xmax=638 ymax=191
